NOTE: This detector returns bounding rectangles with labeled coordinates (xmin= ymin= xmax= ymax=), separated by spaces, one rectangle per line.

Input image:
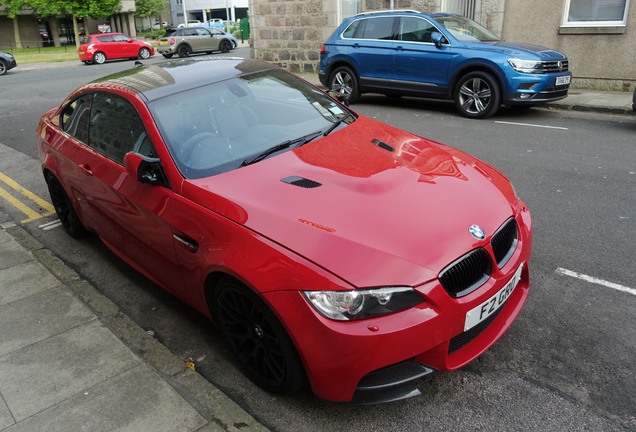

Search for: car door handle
xmin=78 ymin=164 xmax=93 ymax=176
xmin=173 ymin=234 xmax=199 ymax=253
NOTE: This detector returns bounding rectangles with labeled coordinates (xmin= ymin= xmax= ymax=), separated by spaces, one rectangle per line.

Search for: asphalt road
xmin=0 ymin=50 xmax=634 ymax=431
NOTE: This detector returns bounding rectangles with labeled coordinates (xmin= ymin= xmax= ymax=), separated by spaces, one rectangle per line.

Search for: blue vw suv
xmin=319 ymin=10 xmax=572 ymax=118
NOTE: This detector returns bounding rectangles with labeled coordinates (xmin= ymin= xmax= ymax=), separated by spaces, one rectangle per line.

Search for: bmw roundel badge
xmin=469 ymin=225 xmax=485 ymax=240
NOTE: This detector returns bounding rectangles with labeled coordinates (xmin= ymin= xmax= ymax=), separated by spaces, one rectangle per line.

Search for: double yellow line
xmin=0 ymin=172 xmax=55 ymax=223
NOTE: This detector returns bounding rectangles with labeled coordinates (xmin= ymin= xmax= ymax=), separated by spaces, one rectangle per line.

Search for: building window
xmin=563 ymin=0 xmax=630 ymax=26
xmin=339 ymin=0 xmax=361 ymax=22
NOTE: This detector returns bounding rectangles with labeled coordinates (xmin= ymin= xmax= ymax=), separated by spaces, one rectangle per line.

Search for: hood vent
xmin=281 ymin=176 xmax=322 ymax=189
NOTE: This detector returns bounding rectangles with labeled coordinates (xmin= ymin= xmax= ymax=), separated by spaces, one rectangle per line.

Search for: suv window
xmin=398 ymin=17 xmax=438 ymax=43
xmin=195 ymin=28 xmax=210 ymax=36
xmin=344 ymin=17 xmax=395 ymax=40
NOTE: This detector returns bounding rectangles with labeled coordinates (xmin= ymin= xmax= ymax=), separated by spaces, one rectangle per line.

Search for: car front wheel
xmin=0 ymin=60 xmax=7 ymax=76
xmin=454 ymin=71 xmax=501 ymax=119
xmin=220 ymin=40 xmax=231 ymax=54
xmin=92 ymin=52 xmax=107 ymax=65
xmin=329 ymin=66 xmax=360 ymax=104
xmin=214 ymin=276 xmax=306 ymax=394
xmin=138 ymin=47 xmax=151 ymax=60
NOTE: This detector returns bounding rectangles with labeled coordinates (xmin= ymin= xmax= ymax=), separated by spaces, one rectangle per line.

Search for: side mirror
xmin=431 ymin=32 xmax=444 ymax=49
xmin=124 ymin=152 xmax=170 ymax=188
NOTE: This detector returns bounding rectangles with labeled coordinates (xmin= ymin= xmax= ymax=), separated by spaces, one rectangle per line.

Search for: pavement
xmin=0 ymin=57 xmax=633 ymax=431
xmin=0 ymin=223 xmax=268 ymax=432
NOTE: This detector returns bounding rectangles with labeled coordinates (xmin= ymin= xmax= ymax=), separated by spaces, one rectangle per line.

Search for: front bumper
xmin=263 ymin=208 xmax=532 ymax=403
xmin=505 ymin=72 xmax=572 ymax=104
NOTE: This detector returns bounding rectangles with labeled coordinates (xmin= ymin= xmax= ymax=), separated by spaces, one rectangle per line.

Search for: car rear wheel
xmin=92 ymin=52 xmax=107 ymax=65
xmin=0 ymin=60 xmax=7 ymax=76
xmin=177 ymin=44 xmax=191 ymax=58
xmin=454 ymin=71 xmax=501 ymax=119
xmin=138 ymin=47 xmax=151 ymax=60
xmin=329 ymin=66 xmax=360 ymax=104
xmin=45 ymin=174 xmax=87 ymax=238
xmin=220 ymin=40 xmax=231 ymax=54
xmin=162 ymin=53 xmax=173 ymax=59
xmin=214 ymin=276 xmax=306 ymax=394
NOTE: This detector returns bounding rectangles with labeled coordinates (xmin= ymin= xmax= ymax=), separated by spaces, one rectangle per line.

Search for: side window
xmin=398 ymin=17 xmax=438 ymax=43
xmin=89 ymin=93 xmax=153 ymax=164
xmin=343 ymin=20 xmax=362 ymax=38
xmin=96 ymin=35 xmax=114 ymax=43
xmin=113 ymin=34 xmax=129 ymax=42
xmin=196 ymin=28 xmax=209 ymax=36
xmin=360 ymin=17 xmax=394 ymax=40
xmin=60 ymin=95 xmax=93 ymax=144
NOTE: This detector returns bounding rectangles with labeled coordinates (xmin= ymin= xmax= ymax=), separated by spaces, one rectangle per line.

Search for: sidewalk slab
xmin=0 ymin=226 xmax=268 ymax=432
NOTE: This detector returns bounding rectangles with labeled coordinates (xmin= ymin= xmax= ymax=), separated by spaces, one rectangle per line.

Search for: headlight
xmin=303 ymin=287 xmax=424 ymax=321
xmin=508 ymin=59 xmax=543 ymax=73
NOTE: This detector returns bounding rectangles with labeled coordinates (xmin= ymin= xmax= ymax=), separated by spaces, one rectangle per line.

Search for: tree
xmin=134 ymin=0 xmax=164 ymax=19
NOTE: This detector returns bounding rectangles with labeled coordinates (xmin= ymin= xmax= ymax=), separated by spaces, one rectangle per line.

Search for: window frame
xmin=561 ymin=0 xmax=631 ymax=27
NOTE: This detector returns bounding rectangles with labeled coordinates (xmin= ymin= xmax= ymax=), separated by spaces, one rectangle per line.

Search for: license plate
xmin=464 ymin=263 xmax=523 ymax=331
xmin=556 ymin=75 xmax=571 ymax=86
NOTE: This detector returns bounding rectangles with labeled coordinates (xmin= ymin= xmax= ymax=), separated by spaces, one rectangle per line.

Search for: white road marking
xmin=556 ymin=267 xmax=636 ymax=296
xmin=38 ymin=219 xmax=62 ymax=230
xmin=495 ymin=121 xmax=568 ymax=130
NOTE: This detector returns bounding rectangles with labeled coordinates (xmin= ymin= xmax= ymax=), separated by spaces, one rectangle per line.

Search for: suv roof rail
xmin=355 ymin=9 xmax=421 ymax=16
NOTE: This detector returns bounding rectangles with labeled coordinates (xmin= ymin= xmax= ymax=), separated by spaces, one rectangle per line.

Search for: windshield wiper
xmin=241 ymin=131 xmax=323 ymax=167
xmin=322 ymin=113 xmax=354 ymax=137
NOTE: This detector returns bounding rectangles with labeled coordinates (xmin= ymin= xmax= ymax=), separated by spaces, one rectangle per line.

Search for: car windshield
xmin=435 ymin=16 xmax=500 ymax=42
xmin=150 ymin=69 xmax=355 ymax=179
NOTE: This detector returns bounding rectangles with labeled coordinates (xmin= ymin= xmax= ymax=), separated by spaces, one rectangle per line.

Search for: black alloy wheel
xmin=45 ymin=174 xmax=87 ymax=238
xmin=454 ymin=71 xmax=501 ymax=119
xmin=220 ymin=40 xmax=231 ymax=54
xmin=329 ymin=66 xmax=361 ymax=104
xmin=177 ymin=44 xmax=191 ymax=58
xmin=214 ymin=277 xmax=306 ymax=394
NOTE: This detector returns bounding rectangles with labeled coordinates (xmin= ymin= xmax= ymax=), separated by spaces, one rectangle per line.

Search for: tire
xmin=328 ymin=66 xmax=361 ymax=104
xmin=162 ymin=53 xmax=173 ymax=59
xmin=138 ymin=47 xmax=151 ymax=60
xmin=177 ymin=44 xmax=191 ymax=58
xmin=0 ymin=60 xmax=7 ymax=76
xmin=220 ymin=40 xmax=231 ymax=54
xmin=214 ymin=276 xmax=306 ymax=394
xmin=45 ymin=174 xmax=87 ymax=238
xmin=454 ymin=71 xmax=501 ymax=119
xmin=83 ymin=61 xmax=92 ymax=65
xmin=92 ymin=52 xmax=107 ymax=65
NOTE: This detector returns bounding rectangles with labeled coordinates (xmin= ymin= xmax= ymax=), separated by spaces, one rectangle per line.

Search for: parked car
xmin=177 ymin=20 xmax=203 ymax=28
xmin=157 ymin=27 xmax=233 ymax=58
xmin=78 ymin=32 xmax=154 ymax=65
xmin=0 ymin=51 xmax=17 ymax=76
xmin=37 ymin=57 xmax=532 ymax=403
xmin=320 ymin=11 xmax=572 ymax=118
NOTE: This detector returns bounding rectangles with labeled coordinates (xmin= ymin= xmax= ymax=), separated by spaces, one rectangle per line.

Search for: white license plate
xmin=556 ymin=75 xmax=571 ymax=86
xmin=464 ymin=263 xmax=523 ymax=331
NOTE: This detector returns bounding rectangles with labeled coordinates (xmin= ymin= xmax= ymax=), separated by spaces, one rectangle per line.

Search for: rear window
xmin=164 ymin=28 xmax=179 ymax=36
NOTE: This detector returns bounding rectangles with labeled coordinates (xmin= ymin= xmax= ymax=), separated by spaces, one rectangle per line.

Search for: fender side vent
xmin=281 ymin=176 xmax=322 ymax=188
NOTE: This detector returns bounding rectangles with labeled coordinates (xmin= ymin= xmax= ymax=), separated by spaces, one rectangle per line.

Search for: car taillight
xmin=170 ymin=38 xmax=176 ymax=46
xmin=320 ymin=44 xmax=326 ymax=55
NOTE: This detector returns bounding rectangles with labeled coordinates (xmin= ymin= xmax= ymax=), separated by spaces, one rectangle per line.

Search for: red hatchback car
xmin=37 ymin=58 xmax=532 ymax=404
xmin=78 ymin=32 xmax=154 ymax=65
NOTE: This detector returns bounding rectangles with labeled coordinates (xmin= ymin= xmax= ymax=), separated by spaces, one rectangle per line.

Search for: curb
xmin=2 ymin=223 xmax=269 ymax=432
